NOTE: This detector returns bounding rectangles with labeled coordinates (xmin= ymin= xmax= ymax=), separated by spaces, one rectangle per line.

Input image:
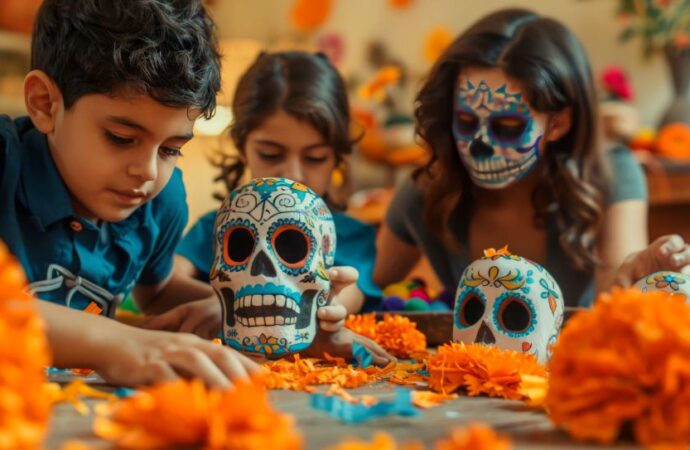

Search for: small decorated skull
xmin=210 ymin=178 xmax=336 ymax=358
xmin=634 ymin=271 xmax=690 ymax=302
xmin=453 ymin=248 xmax=564 ymax=363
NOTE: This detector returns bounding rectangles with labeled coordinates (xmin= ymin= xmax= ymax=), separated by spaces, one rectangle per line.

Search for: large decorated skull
xmin=634 ymin=271 xmax=690 ymax=301
xmin=453 ymin=249 xmax=564 ymax=363
xmin=210 ymin=177 xmax=336 ymax=358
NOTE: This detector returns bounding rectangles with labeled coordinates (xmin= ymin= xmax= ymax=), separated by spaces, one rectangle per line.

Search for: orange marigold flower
xmin=426 ymin=342 xmax=546 ymax=399
xmin=546 ymin=288 xmax=690 ymax=446
xmin=434 ymin=423 xmax=512 ymax=450
xmin=0 ymin=241 xmax=52 ymax=449
xmin=344 ymin=313 xmax=378 ymax=340
xmin=346 ymin=314 xmax=426 ymax=358
xmin=93 ymin=378 xmax=302 ymax=450
xmin=290 ymin=0 xmax=332 ymax=33
xmin=423 ymin=27 xmax=453 ymax=64
xmin=483 ymin=245 xmax=511 ymax=258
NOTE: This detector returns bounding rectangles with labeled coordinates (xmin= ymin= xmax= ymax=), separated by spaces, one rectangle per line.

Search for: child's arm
xmin=133 ymin=269 xmax=215 ymax=315
xmin=38 ymin=300 xmax=258 ymax=388
xmin=373 ymin=223 xmax=421 ymax=288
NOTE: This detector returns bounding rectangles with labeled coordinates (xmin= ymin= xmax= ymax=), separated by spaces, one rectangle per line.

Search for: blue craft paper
xmin=310 ymin=388 xmax=420 ymax=424
xmin=352 ymin=341 xmax=373 ymax=368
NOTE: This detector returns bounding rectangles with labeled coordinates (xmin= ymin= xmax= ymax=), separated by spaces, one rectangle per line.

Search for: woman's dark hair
xmin=32 ymin=0 xmax=220 ymax=118
xmin=415 ymin=8 xmax=609 ymax=270
xmin=213 ymin=51 xmax=353 ymax=206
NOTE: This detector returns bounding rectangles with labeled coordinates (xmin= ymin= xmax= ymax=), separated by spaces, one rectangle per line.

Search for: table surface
xmin=47 ymin=378 xmax=642 ymax=450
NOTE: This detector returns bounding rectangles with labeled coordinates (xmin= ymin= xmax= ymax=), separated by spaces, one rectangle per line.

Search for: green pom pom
xmin=404 ymin=298 xmax=430 ymax=311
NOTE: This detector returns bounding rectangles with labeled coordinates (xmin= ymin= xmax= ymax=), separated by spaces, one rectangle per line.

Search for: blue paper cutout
xmin=310 ymin=388 xmax=420 ymax=424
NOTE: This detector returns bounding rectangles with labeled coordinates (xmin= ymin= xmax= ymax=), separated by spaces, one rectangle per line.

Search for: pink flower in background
xmin=601 ymin=66 xmax=634 ymax=101
xmin=316 ymin=33 xmax=345 ymax=67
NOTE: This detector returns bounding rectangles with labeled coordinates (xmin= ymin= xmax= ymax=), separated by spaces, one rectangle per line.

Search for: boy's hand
xmin=302 ymin=327 xmax=396 ymax=367
xmin=614 ymin=234 xmax=690 ymax=287
xmin=96 ymin=326 xmax=259 ymax=389
xmin=318 ymin=266 xmax=358 ymax=332
xmin=143 ymin=297 xmax=222 ymax=340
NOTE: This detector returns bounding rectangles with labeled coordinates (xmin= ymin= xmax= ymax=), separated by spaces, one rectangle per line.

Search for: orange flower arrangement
xmin=357 ymin=66 xmax=402 ymax=102
xmin=0 ymin=241 xmax=52 ymax=449
xmin=656 ymin=123 xmax=690 ymax=161
xmin=426 ymin=342 xmax=546 ymax=399
xmin=434 ymin=424 xmax=512 ymax=450
xmin=546 ymin=288 xmax=690 ymax=446
xmin=93 ymin=378 xmax=302 ymax=450
xmin=345 ymin=314 xmax=427 ymax=358
xmin=290 ymin=0 xmax=332 ymax=33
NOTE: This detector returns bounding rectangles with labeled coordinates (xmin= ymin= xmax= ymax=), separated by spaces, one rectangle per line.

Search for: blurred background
xmin=1 ymin=0 xmax=689 ymax=243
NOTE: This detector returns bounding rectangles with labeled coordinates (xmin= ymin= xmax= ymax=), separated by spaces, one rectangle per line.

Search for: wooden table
xmin=46 ymin=378 xmax=641 ymax=449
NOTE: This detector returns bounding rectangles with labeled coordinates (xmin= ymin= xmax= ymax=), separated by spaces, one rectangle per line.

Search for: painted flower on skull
xmin=453 ymin=250 xmax=564 ymax=363
xmin=211 ymin=178 xmax=336 ymax=358
xmin=453 ymin=74 xmax=543 ymax=189
xmin=634 ymin=270 xmax=690 ymax=301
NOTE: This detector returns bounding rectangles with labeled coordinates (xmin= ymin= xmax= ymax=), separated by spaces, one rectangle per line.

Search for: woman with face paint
xmin=374 ymin=8 xmax=690 ymax=307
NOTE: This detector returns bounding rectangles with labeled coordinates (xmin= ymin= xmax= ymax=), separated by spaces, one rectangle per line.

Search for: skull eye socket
xmin=497 ymin=295 xmax=532 ymax=334
xmin=223 ymin=226 xmax=255 ymax=266
xmin=272 ymin=224 xmax=311 ymax=269
xmin=455 ymin=287 xmax=486 ymax=329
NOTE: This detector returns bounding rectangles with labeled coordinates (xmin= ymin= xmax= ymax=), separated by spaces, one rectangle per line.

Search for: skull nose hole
xmin=469 ymin=138 xmax=494 ymax=159
xmin=251 ymin=250 xmax=277 ymax=277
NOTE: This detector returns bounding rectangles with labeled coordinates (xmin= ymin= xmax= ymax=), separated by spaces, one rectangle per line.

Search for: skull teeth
xmin=234 ymin=294 xmax=301 ymax=326
xmin=237 ymin=316 xmax=297 ymax=327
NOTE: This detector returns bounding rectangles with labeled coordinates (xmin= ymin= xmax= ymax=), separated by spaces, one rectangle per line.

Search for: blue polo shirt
xmin=176 ymin=209 xmax=383 ymax=311
xmin=0 ymin=115 xmax=188 ymax=316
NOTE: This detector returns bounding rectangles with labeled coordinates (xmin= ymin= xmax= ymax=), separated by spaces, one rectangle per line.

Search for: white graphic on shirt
xmin=26 ymin=264 xmax=123 ymax=317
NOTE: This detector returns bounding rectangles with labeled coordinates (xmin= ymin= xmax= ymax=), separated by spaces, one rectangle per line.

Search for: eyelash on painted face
xmin=305 ymin=156 xmax=328 ymax=164
xmin=258 ymin=152 xmax=282 ymax=161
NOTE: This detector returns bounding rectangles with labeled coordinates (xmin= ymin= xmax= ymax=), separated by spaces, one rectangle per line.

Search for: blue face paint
xmin=453 ymin=77 xmax=544 ymax=189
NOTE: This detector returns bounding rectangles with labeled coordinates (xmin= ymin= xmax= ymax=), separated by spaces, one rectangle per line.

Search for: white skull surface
xmin=634 ymin=271 xmax=690 ymax=302
xmin=453 ymin=252 xmax=564 ymax=363
xmin=210 ymin=178 xmax=335 ymax=358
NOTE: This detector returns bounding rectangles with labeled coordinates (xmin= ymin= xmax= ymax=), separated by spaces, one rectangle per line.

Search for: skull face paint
xmin=634 ymin=271 xmax=690 ymax=302
xmin=453 ymin=69 xmax=545 ymax=189
xmin=211 ymin=177 xmax=336 ymax=358
xmin=453 ymin=251 xmax=564 ymax=363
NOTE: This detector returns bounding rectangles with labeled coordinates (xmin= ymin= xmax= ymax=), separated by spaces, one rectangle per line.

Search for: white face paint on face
xmin=453 ymin=68 xmax=547 ymax=189
xmin=453 ymin=251 xmax=564 ymax=363
xmin=210 ymin=177 xmax=336 ymax=358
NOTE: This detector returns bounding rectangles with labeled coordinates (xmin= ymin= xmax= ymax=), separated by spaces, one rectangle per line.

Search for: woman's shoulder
xmin=603 ymin=145 xmax=647 ymax=205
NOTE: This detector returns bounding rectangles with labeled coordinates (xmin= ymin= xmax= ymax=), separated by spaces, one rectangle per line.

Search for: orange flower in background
xmin=0 ymin=241 xmax=52 ymax=449
xmin=435 ymin=424 xmax=512 ymax=450
xmin=290 ymin=0 xmax=332 ymax=33
xmin=546 ymin=288 xmax=690 ymax=446
xmin=345 ymin=314 xmax=426 ymax=358
xmin=423 ymin=27 xmax=453 ymax=64
xmin=656 ymin=123 xmax=690 ymax=161
xmin=375 ymin=314 xmax=427 ymax=358
xmin=426 ymin=342 xmax=546 ymax=400
xmin=388 ymin=0 xmax=414 ymax=9
xmin=94 ymin=378 xmax=302 ymax=450
xmin=357 ymin=66 xmax=402 ymax=102
xmin=344 ymin=313 xmax=378 ymax=340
